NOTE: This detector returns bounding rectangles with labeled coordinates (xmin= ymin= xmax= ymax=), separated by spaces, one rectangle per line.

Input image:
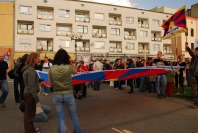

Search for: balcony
xmin=92 ymin=33 xmax=106 ymax=38
xmin=17 ymin=21 xmax=34 ymax=35
xmin=151 ymin=37 xmax=161 ymax=41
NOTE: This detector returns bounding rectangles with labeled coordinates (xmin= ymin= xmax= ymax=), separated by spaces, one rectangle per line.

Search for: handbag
xmin=8 ymin=69 xmax=15 ymax=79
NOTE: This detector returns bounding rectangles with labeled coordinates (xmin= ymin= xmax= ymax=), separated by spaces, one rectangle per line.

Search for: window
xmin=19 ymin=38 xmax=31 ymax=46
xmin=59 ymin=9 xmax=70 ymax=18
xmin=126 ymin=43 xmax=135 ymax=50
xmin=95 ymin=42 xmax=105 ymax=49
xmin=126 ymin=17 xmax=134 ymax=24
xmin=94 ymin=13 xmax=104 ymax=20
xmin=37 ymin=39 xmax=53 ymax=51
xmin=153 ymin=44 xmax=160 ymax=51
xmin=39 ymin=24 xmax=51 ymax=32
xmin=191 ymin=28 xmax=194 ymax=37
xmin=19 ymin=6 xmax=32 ymax=14
xmin=163 ymin=45 xmax=172 ymax=54
xmin=76 ymin=42 xmax=83 ymax=47
xmin=191 ymin=43 xmax=194 ymax=49
xmin=138 ymin=44 xmax=149 ymax=53
xmin=140 ymin=30 xmax=148 ymax=37
xmin=38 ymin=9 xmax=53 ymax=19
xmin=77 ymin=25 xmax=88 ymax=33
xmin=59 ymin=40 xmax=70 ymax=48
xmin=153 ymin=19 xmax=160 ymax=26
xmin=111 ymin=28 xmax=120 ymax=35
xmin=57 ymin=26 xmax=69 ymax=32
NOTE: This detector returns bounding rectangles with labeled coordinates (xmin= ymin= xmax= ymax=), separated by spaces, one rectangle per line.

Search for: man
xmin=186 ymin=43 xmax=198 ymax=109
xmin=93 ymin=58 xmax=103 ymax=90
xmin=42 ymin=57 xmax=52 ymax=96
xmin=152 ymin=51 xmax=168 ymax=99
xmin=0 ymin=53 xmax=9 ymax=108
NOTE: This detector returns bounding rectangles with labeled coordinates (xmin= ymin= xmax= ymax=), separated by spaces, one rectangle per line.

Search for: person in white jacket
xmin=93 ymin=58 xmax=103 ymax=90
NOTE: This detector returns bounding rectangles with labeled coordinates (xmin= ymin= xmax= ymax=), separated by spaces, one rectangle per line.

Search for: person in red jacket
xmin=77 ymin=60 xmax=88 ymax=72
xmin=75 ymin=61 xmax=88 ymax=99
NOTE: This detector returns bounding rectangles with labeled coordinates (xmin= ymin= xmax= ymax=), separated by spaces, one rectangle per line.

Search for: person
xmin=14 ymin=54 xmax=29 ymax=103
xmin=152 ymin=51 xmax=168 ymax=99
xmin=174 ymin=56 xmax=186 ymax=94
xmin=93 ymin=58 xmax=103 ymax=90
xmin=34 ymin=104 xmax=51 ymax=122
xmin=186 ymin=43 xmax=198 ymax=109
xmin=75 ymin=60 xmax=88 ymax=98
xmin=0 ymin=53 xmax=9 ymax=108
xmin=48 ymin=49 xmax=82 ymax=133
xmin=126 ymin=58 xmax=135 ymax=94
xmin=23 ymin=52 xmax=40 ymax=133
xmin=41 ymin=57 xmax=52 ymax=96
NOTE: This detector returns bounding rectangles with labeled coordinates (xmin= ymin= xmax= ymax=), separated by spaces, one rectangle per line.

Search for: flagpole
xmin=144 ymin=44 xmax=146 ymax=66
xmin=175 ymin=35 xmax=180 ymax=91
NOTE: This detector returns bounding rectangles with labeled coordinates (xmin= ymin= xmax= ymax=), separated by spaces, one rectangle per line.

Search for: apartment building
xmin=14 ymin=0 xmax=174 ymax=61
xmin=0 ymin=2 xmax=14 ymax=69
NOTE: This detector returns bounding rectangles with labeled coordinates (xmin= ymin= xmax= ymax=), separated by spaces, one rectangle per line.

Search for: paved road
xmin=0 ymin=81 xmax=198 ymax=133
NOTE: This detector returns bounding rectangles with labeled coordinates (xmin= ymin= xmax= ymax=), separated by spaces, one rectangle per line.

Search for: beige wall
xmin=0 ymin=2 xmax=13 ymax=47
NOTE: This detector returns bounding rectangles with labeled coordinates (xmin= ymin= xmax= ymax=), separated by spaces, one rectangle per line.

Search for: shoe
xmin=157 ymin=95 xmax=163 ymax=99
xmin=1 ymin=103 xmax=6 ymax=108
xmin=42 ymin=92 xmax=45 ymax=95
xmin=128 ymin=91 xmax=134 ymax=94
xmin=191 ymin=105 xmax=198 ymax=109
xmin=35 ymin=128 xmax=40 ymax=133
xmin=44 ymin=93 xmax=49 ymax=96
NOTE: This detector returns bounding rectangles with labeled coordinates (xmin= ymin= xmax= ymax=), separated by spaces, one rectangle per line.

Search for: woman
xmin=126 ymin=58 xmax=135 ymax=94
xmin=23 ymin=53 xmax=40 ymax=133
xmin=48 ymin=49 xmax=82 ymax=133
xmin=14 ymin=54 xmax=29 ymax=103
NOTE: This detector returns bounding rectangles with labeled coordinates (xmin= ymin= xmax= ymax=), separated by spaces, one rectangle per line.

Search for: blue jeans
xmin=53 ymin=94 xmax=82 ymax=133
xmin=44 ymin=85 xmax=50 ymax=93
xmin=0 ymin=79 xmax=8 ymax=103
xmin=155 ymin=75 xmax=167 ymax=96
xmin=34 ymin=105 xmax=51 ymax=122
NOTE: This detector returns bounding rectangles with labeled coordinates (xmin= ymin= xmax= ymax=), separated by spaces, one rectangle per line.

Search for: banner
xmin=36 ymin=66 xmax=180 ymax=86
xmin=161 ymin=5 xmax=187 ymax=40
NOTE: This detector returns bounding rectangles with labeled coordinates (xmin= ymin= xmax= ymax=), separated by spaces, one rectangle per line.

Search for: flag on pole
xmin=161 ymin=5 xmax=187 ymax=40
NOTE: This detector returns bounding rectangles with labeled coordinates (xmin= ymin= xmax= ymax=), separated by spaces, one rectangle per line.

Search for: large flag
xmin=36 ymin=66 xmax=180 ymax=86
xmin=161 ymin=5 xmax=187 ymax=40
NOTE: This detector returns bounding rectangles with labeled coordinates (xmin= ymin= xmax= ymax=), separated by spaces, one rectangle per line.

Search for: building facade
xmin=0 ymin=2 xmax=14 ymax=69
xmin=14 ymin=0 xmax=176 ymax=61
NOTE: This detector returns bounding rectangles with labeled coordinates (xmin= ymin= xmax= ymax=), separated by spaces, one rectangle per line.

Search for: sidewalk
xmin=0 ymin=82 xmax=198 ymax=133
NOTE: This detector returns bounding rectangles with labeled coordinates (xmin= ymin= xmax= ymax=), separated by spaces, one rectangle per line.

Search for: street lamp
xmin=70 ymin=33 xmax=83 ymax=66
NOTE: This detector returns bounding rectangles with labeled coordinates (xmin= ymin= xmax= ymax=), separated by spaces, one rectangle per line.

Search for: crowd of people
xmin=0 ymin=43 xmax=197 ymax=133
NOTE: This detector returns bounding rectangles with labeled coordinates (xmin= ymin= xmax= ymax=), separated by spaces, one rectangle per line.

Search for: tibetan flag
xmin=36 ymin=66 xmax=181 ymax=86
xmin=161 ymin=5 xmax=187 ymax=40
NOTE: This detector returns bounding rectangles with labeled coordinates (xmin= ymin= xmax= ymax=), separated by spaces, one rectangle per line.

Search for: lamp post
xmin=70 ymin=33 xmax=83 ymax=66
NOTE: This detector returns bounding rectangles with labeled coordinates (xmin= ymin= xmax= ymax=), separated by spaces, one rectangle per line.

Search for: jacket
xmin=23 ymin=65 xmax=39 ymax=102
xmin=186 ymin=47 xmax=198 ymax=76
xmin=166 ymin=71 xmax=176 ymax=83
xmin=48 ymin=64 xmax=77 ymax=95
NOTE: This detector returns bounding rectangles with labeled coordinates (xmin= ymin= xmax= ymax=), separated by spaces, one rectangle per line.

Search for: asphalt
xmin=0 ymin=80 xmax=198 ymax=133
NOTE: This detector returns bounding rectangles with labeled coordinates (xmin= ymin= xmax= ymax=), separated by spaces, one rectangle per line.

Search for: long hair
xmin=25 ymin=52 xmax=39 ymax=66
xmin=53 ymin=49 xmax=70 ymax=65
xmin=20 ymin=54 xmax=29 ymax=63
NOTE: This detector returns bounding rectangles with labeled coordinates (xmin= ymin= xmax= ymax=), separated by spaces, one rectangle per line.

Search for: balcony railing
xmin=76 ymin=47 xmax=90 ymax=52
xmin=109 ymin=20 xmax=122 ymax=25
xmin=75 ymin=17 xmax=90 ymax=23
xmin=92 ymin=33 xmax=106 ymax=38
xmin=138 ymin=23 xmax=149 ymax=28
xmin=109 ymin=48 xmax=122 ymax=53
xmin=124 ymin=35 xmax=136 ymax=40
xmin=37 ymin=15 xmax=53 ymax=20
xmin=57 ymin=31 xmax=72 ymax=36
xmin=151 ymin=37 xmax=161 ymax=41
xmin=18 ymin=29 xmax=34 ymax=34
